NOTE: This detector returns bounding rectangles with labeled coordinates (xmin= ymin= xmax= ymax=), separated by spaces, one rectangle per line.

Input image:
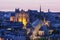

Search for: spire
xmin=48 ymin=9 xmax=50 ymax=13
xmin=40 ymin=5 xmax=41 ymax=13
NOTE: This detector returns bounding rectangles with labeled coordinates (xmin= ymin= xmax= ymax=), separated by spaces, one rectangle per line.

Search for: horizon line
xmin=0 ymin=9 xmax=60 ymax=12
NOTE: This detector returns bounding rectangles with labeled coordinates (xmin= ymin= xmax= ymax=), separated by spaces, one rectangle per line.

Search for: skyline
xmin=0 ymin=0 xmax=60 ymax=12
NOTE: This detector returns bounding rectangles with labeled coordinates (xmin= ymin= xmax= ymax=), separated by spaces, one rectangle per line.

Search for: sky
xmin=0 ymin=0 xmax=60 ymax=12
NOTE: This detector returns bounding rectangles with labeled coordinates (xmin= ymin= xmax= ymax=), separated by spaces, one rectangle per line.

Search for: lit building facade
xmin=10 ymin=9 xmax=29 ymax=28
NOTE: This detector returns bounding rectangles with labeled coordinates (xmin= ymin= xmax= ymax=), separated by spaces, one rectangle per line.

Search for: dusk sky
xmin=0 ymin=0 xmax=60 ymax=12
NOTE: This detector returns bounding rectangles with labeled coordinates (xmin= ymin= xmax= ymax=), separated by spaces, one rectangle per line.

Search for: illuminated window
xmin=0 ymin=38 xmax=4 ymax=40
xmin=10 ymin=16 xmax=14 ymax=21
xmin=38 ymin=31 xmax=44 ymax=35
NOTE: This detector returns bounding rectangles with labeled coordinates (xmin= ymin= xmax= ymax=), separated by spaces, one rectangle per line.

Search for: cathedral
xmin=10 ymin=9 xmax=29 ymax=28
